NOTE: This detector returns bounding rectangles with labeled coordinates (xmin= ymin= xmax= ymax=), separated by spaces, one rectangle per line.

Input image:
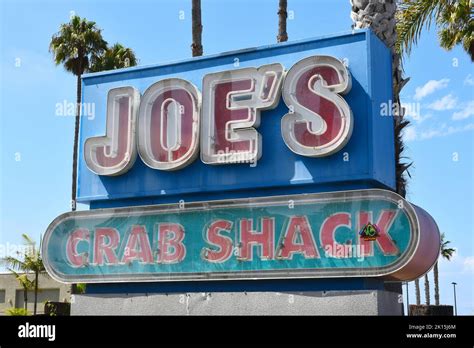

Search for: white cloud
xmin=464 ymin=74 xmax=474 ymax=86
xmin=428 ymin=94 xmax=458 ymax=111
xmin=415 ymin=122 xmax=474 ymax=140
xmin=419 ymin=130 xmax=439 ymax=140
xmin=402 ymin=102 xmax=432 ymax=124
xmin=400 ymin=119 xmax=473 ymax=141
xmin=441 ymin=252 xmax=474 ymax=275
xmin=414 ymin=79 xmax=450 ymax=101
xmin=411 ymin=113 xmax=432 ymax=124
xmin=438 ymin=249 xmax=470 ymax=275
xmin=403 ymin=126 xmax=417 ymax=142
xmin=452 ymin=101 xmax=474 ymax=120
xmin=418 ymin=249 xmax=474 ymax=314
xmin=401 ymin=102 xmax=419 ymax=118
xmin=463 ymin=256 xmax=474 ymax=273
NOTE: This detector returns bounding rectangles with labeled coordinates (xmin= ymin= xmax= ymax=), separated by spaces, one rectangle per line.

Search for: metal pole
xmin=405 ymin=282 xmax=410 ymax=316
xmin=452 ymin=282 xmax=457 ymax=315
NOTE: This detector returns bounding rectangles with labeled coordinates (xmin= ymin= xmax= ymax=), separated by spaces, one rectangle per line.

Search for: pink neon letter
xmin=93 ymin=228 xmax=120 ymax=265
xmin=157 ymin=223 xmax=186 ymax=263
xmin=84 ymin=87 xmax=140 ymax=175
xmin=239 ymin=218 xmax=274 ymax=260
xmin=66 ymin=228 xmax=90 ymax=267
xmin=138 ymin=79 xmax=201 ymax=170
xmin=280 ymin=216 xmax=319 ymax=259
xmin=282 ymin=56 xmax=352 ymax=157
xmin=203 ymin=220 xmax=233 ymax=262
xmin=122 ymin=225 xmax=153 ymax=264
xmin=320 ymin=213 xmax=351 ymax=258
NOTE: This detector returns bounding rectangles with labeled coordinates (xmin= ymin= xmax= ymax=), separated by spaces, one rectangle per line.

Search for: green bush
xmin=5 ymin=307 xmax=30 ymax=316
xmin=76 ymin=283 xmax=87 ymax=294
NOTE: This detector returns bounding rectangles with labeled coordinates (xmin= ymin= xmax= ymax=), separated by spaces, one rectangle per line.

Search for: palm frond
xmin=90 ymin=42 xmax=138 ymax=72
xmin=1 ymin=234 xmax=46 ymax=275
xmin=49 ymin=15 xmax=107 ymax=76
xmin=441 ymin=247 xmax=455 ymax=260
xmin=394 ymin=117 xmax=413 ymax=196
xmin=439 ymin=233 xmax=456 ymax=260
xmin=1 ymin=256 xmax=27 ymax=271
xmin=396 ymin=0 xmax=444 ymax=55
xmin=21 ymin=233 xmax=35 ymax=247
xmin=9 ymin=270 xmax=35 ymax=289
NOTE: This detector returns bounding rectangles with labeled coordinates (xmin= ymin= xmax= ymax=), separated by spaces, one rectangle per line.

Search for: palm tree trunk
xmin=415 ymin=278 xmax=421 ymax=305
xmin=350 ymin=0 xmax=410 ymax=311
xmin=191 ymin=0 xmax=203 ymax=57
xmin=23 ymin=285 xmax=28 ymax=310
xmin=34 ymin=270 xmax=39 ymax=315
xmin=71 ymin=73 xmax=82 ymax=211
xmin=350 ymin=0 xmax=410 ymax=197
xmin=424 ymin=273 xmax=430 ymax=305
xmin=277 ymin=0 xmax=288 ymax=43
xmin=434 ymin=262 xmax=440 ymax=305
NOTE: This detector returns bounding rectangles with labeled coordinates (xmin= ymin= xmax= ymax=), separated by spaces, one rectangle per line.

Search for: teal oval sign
xmin=42 ymin=189 xmax=440 ymax=283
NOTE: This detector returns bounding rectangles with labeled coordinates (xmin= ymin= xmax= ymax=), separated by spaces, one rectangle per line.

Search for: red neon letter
xmin=279 ymin=216 xmax=319 ymax=259
xmin=357 ymin=210 xmax=399 ymax=256
xmin=66 ymin=228 xmax=90 ymax=267
xmin=203 ymin=220 xmax=233 ymax=262
xmin=157 ymin=223 xmax=186 ymax=263
xmin=282 ymin=56 xmax=352 ymax=157
xmin=320 ymin=213 xmax=351 ymax=258
xmin=239 ymin=218 xmax=274 ymax=260
xmin=121 ymin=225 xmax=153 ymax=264
xmin=201 ymin=64 xmax=284 ymax=165
xmin=138 ymin=79 xmax=201 ymax=170
xmin=93 ymin=228 xmax=120 ymax=265
xmin=84 ymin=87 xmax=140 ymax=175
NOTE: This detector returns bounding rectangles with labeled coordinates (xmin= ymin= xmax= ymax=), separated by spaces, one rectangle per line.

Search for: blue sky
xmin=0 ymin=0 xmax=473 ymax=314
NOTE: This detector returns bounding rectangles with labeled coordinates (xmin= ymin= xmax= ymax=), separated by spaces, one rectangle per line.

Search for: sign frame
xmin=43 ymin=189 xmax=440 ymax=284
xmin=77 ymin=29 xmax=395 ymax=204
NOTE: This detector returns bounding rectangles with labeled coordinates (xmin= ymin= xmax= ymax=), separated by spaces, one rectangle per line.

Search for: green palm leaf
xmin=49 ymin=15 xmax=107 ymax=75
xmin=90 ymin=43 xmax=138 ymax=72
xmin=396 ymin=0 xmax=473 ymax=60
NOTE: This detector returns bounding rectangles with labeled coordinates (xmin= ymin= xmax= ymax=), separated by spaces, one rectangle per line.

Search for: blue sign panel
xmin=77 ymin=29 xmax=394 ymax=205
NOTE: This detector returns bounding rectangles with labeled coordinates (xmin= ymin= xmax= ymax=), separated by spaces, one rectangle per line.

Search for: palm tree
xmin=350 ymin=0 xmax=412 ymax=197
xmin=424 ymin=273 xmax=430 ymax=305
xmin=9 ymin=271 xmax=34 ymax=310
xmin=277 ymin=0 xmax=288 ymax=43
xmin=396 ymin=0 xmax=474 ymax=61
xmin=437 ymin=1 xmax=473 ymax=61
xmin=414 ymin=278 xmax=421 ymax=305
xmin=191 ymin=0 xmax=203 ymax=56
xmin=49 ymin=16 xmax=107 ymax=211
xmin=391 ymin=1 xmax=467 ymax=308
xmin=433 ymin=233 xmax=455 ymax=305
xmin=350 ymin=0 xmax=411 ymax=311
xmin=90 ymin=43 xmax=138 ymax=72
xmin=1 ymin=234 xmax=46 ymax=315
